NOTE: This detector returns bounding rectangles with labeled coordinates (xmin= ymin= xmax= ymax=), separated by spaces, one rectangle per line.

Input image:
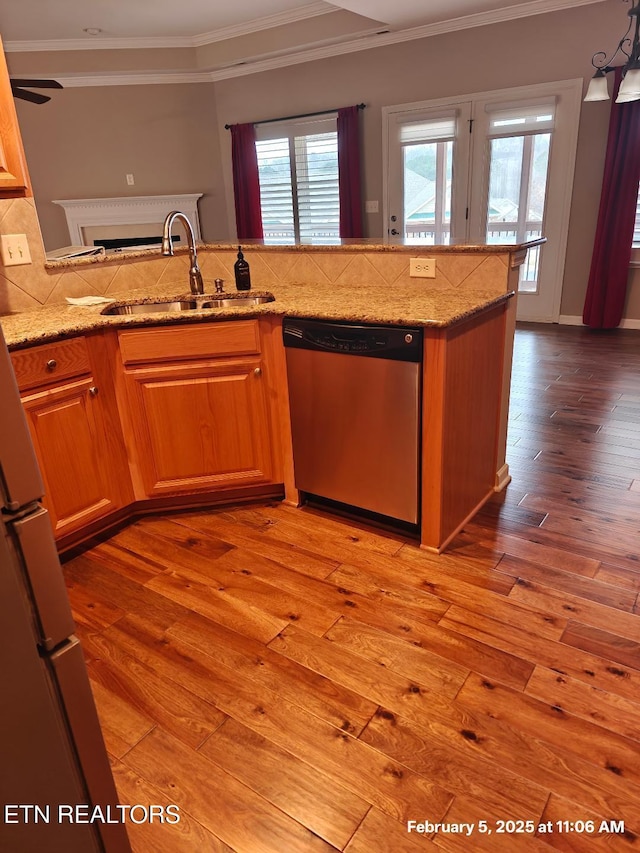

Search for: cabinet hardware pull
xmin=254 ymin=367 xmax=262 ymax=377
xmin=89 ymin=386 xmax=99 ymax=396
xmin=46 ymin=359 xmax=57 ymax=370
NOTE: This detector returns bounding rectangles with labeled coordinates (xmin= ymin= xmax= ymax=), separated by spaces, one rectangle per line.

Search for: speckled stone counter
xmin=0 ymin=279 xmax=514 ymax=350
xmin=42 ymin=238 xmax=542 ymax=269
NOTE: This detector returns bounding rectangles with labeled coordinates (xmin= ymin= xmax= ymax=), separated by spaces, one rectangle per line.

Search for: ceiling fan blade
xmin=10 ymin=78 xmax=63 ymax=89
xmin=11 ymin=86 xmax=51 ymax=105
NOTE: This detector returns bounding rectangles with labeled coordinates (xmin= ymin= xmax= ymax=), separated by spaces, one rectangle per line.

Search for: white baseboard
xmin=558 ymin=315 xmax=640 ymax=330
xmin=557 ymin=315 xmax=584 ymax=326
xmin=494 ymin=464 xmax=511 ymax=492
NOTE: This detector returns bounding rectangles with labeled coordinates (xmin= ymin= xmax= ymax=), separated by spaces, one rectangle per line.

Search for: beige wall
xmin=8 ymin=0 xmax=640 ymax=322
xmin=213 ymin=1 xmax=628 ymax=321
xmin=15 ymin=82 xmax=227 ymax=249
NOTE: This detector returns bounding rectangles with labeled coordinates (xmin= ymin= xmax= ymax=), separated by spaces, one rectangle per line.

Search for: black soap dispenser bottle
xmin=234 ymin=246 xmax=251 ymax=291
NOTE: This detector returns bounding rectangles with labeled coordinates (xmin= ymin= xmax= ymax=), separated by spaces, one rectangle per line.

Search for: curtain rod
xmin=225 ymin=103 xmax=365 ymax=130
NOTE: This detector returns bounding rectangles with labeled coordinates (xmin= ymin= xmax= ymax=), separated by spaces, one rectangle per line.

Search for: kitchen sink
xmin=102 ymin=294 xmax=275 ymax=315
xmin=102 ymin=300 xmax=199 ymax=315
xmin=200 ymin=295 xmax=274 ymax=308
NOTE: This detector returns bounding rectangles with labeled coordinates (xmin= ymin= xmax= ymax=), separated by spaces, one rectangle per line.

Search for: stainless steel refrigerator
xmin=0 ymin=325 xmax=131 ymax=852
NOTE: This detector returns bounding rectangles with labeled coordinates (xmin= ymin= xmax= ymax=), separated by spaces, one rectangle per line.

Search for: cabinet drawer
xmin=11 ymin=337 xmax=91 ymax=392
xmin=118 ymin=321 xmax=261 ymax=365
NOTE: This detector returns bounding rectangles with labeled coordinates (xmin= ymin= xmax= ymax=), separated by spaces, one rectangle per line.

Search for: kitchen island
xmin=1 ymin=240 xmax=538 ymax=552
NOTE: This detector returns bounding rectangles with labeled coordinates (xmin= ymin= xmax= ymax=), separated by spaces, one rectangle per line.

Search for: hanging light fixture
xmin=585 ymin=0 xmax=640 ymax=103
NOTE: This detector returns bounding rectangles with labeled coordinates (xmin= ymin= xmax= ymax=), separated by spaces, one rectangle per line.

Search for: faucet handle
xmin=214 ymin=278 xmax=225 ymax=293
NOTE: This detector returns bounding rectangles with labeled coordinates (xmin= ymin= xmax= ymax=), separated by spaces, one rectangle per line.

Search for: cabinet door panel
xmin=126 ymin=360 xmax=273 ymax=495
xmin=0 ymin=37 xmax=30 ymax=195
xmin=22 ymin=378 xmax=118 ymax=535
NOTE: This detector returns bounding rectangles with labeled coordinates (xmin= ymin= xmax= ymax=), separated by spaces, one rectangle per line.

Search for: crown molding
xmin=191 ymin=1 xmax=335 ymax=47
xmin=3 ymin=1 xmax=333 ymax=52
xmin=208 ymin=0 xmax=605 ymax=81
xmin=52 ymin=73 xmax=212 ymax=87
xmin=10 ymin=0 xmax=605 ymax=82
xmin=5 ymin=36 xmax=195 ymax=52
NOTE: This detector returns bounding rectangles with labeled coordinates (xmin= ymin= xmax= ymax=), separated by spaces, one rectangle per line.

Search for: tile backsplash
xmin=1 ymin=196 xmax=510 ymax=314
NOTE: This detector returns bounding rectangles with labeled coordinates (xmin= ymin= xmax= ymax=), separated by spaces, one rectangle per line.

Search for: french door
xmin=385 ymin=105 xmax=471 ymax=245
xmin=383 ymin=80 xmax=582 ymax=321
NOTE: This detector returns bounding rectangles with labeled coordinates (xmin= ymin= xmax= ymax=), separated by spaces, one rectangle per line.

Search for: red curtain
xmin=583 ymin=69 xmax=640 ymax=328
xmin=229 ymin=123 xmax=264 ymax=240
xmin=337 ymin=106 xmax=363 ymax=238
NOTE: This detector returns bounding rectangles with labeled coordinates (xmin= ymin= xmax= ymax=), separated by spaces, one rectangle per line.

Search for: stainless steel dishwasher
xmin=283 ymin=318 xmax=423 ymax=525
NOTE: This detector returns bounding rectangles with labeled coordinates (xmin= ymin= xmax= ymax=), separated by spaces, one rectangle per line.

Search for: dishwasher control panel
xmin=283 ymin=319 xmax=423 ymax=362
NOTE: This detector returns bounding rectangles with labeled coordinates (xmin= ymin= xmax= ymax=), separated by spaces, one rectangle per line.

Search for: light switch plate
xmin=0 ymin=234 xmax=32 ymax=267
xmin=410 ymin=257 xmax=436 ymax=278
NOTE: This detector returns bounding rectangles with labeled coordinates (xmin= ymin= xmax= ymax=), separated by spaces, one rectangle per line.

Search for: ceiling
xmin=1 ymin=0 xmax=606 ymax=45
xmin=1 ymin=0 xmax=605 ymax=80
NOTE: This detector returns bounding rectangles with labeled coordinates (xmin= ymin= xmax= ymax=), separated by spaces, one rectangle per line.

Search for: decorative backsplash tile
xmin=0 ymin=197 xmax=511 ymax=314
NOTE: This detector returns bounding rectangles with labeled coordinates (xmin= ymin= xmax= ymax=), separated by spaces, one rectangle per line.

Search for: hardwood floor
xmin=64 ymin=322 xmax=640 ymax=852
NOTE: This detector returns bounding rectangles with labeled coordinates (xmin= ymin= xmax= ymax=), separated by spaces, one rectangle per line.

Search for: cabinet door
xmin=124 ymin=358 xmax=273 ymax=497
xmin=0 ymin=37 xmax=30 ymax=195
xmin=21 ymin=377 xmax=122 ymax=536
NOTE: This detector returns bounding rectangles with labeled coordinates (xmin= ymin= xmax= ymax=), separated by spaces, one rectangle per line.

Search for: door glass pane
xmin=403 ymin=140 xmax=452 ymax=244
xmin=486 ymin=132 xmax=550 ymax=292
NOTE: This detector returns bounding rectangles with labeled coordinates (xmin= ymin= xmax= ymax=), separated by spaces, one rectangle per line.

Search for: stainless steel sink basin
xmin=102 ymin=293 xmax=274 ymax=315
xmin=102 ymin=300 xmax=199 ymax=315
xmin=201 ymin=295 xmax=274 ymax=308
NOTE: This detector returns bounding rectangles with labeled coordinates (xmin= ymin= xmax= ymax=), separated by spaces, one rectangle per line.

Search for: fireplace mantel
xmin=52 ymin=194 xmax=203 ymax=246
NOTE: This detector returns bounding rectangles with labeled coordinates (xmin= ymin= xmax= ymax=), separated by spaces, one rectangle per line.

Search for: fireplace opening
xmin=93 ymin=235 xmax=182 ymax=252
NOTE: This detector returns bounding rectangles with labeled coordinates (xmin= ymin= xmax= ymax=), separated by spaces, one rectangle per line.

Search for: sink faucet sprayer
xmin=161 ymin=210 xmax=204 ymax=295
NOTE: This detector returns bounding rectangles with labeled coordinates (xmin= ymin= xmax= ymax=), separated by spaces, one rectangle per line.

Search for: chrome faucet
xmin=161 ymin=210 xmax=204 ymax=295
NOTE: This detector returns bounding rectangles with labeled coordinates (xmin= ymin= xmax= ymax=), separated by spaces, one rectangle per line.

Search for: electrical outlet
xmin=410 ymin=257 xmax=436 ymax=278
xmin=126 ymin=173 xmax=135 ymax=185
xmin=0 ymin=234 xmax=32 ymax=267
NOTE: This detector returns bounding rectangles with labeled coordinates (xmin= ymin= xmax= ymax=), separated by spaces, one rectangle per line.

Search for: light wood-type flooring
xmin=64 ymin=322 xmax=640 ymax=852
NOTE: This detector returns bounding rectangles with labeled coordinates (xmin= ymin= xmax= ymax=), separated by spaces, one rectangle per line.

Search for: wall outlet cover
xmin=409 ymin=257 xmax=436 ymax=278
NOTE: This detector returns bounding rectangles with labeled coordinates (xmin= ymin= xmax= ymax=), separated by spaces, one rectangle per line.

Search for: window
xmin=255 ymin=116 xmax=340 ymax=244
xmin=399 ymin=114 xmax=457 ymax=244
xmin=484 ymin=101 xmax=555 ymax=292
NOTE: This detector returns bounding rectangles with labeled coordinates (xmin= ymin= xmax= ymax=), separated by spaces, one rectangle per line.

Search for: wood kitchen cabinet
xmin=117 ymin=320 xmax=275 ymax=498
xmin=11 ymin=334 xmax=132 ymax=540
xmin=0 ymin=36 xmax=30 ymax=196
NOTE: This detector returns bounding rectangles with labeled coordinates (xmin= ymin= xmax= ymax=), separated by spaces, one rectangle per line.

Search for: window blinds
xmin=486 ymin=102 xmax=556 ymax=136
xmin=398 ymin=114 xmax=457 ymax=145
xmin=256 ymin=118 xmax=340 ymax=243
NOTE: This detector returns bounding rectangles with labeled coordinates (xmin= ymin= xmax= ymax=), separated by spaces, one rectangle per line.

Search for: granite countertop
xmin=0 ymin=280 xmax=514 ymax=350
xmin=43 ymin=238 xmax=546 ymax=269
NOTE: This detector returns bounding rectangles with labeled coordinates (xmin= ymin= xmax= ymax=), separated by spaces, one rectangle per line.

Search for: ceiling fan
xmin=10 ymin=78 xmax=63 ymax=105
